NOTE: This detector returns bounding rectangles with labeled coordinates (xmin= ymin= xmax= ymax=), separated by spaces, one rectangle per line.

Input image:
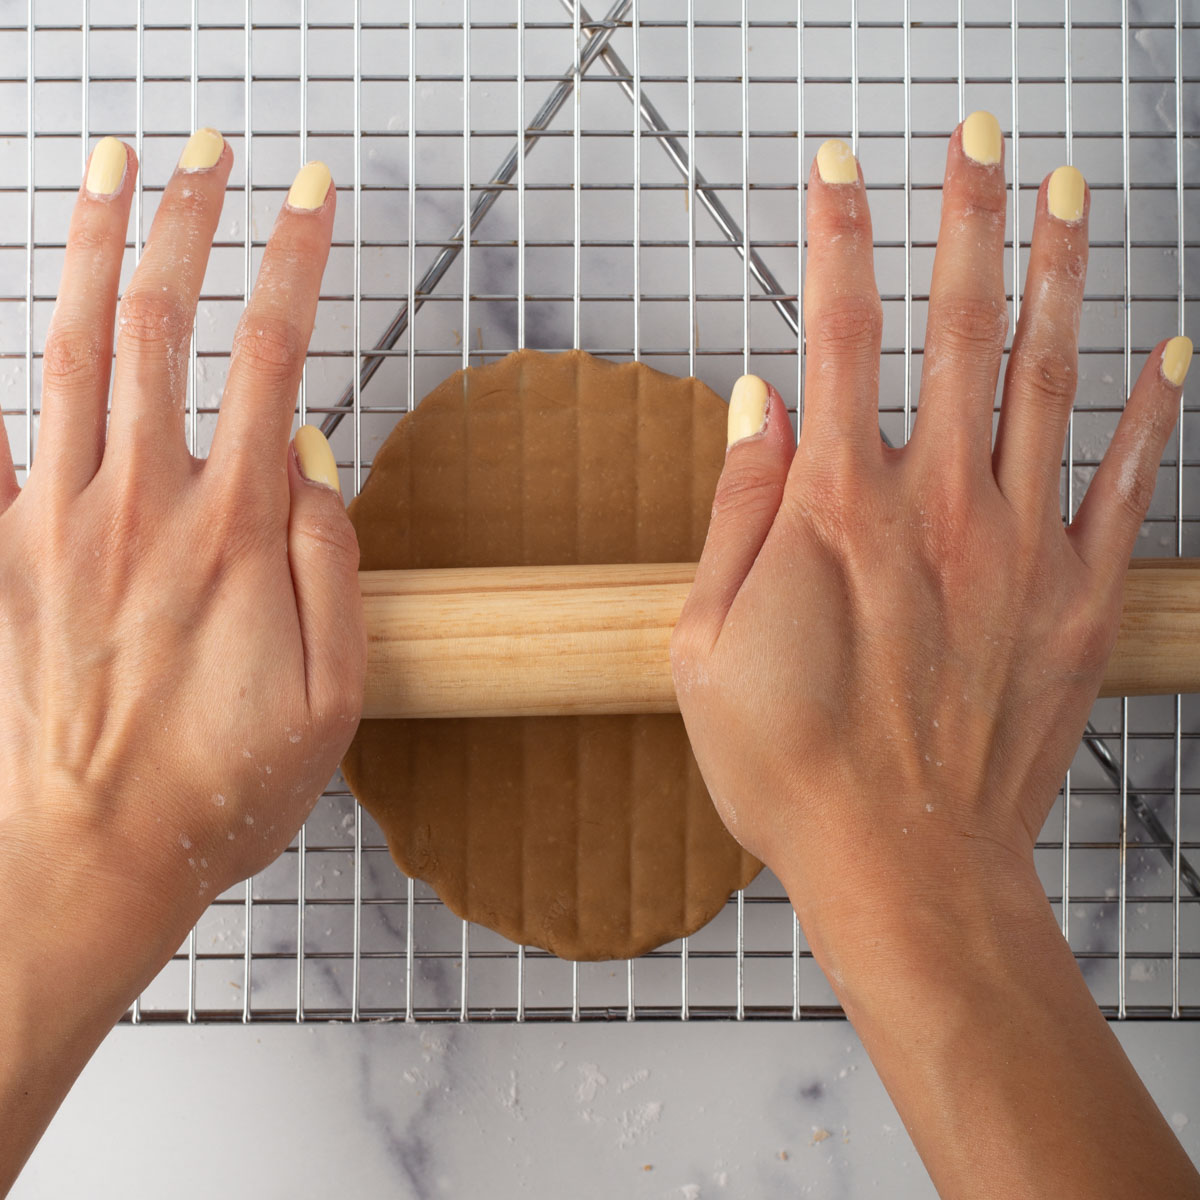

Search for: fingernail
xmin=286 ymin=161 xmax=332 ymax=211
xmin=85 ymin=136 xmax=127 ymax=197
xmin=727 ymin=375 xmax=769 ymax=447
xmin=1047 ymin=164 xmax=1086 ymax=222
xmin=178 ymin=127 xmax=224 ymax=172
xmin=1162 ymin=336 xmax=1193 ymax=387
xmin=294 ymin=424 xmax=341 ymax=493
xmin=816 ymin=139 xmax=858 ymax=185
xmin=961 ymin=110 xmax=1002 ymax=165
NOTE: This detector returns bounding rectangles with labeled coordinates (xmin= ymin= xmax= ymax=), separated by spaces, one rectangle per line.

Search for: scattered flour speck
xmin=575 ymin=1063 xmax=607 ymax=1104
xmin=616 ymin=1100 xmax=663 ymax=1148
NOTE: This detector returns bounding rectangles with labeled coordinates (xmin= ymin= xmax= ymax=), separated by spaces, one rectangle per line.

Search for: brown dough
xmin=342 ymin=349 xmax=762 ymax=960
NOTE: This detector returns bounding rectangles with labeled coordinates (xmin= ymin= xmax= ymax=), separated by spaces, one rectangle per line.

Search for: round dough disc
xmin=342 ymin=349 xmax=762 ymax=961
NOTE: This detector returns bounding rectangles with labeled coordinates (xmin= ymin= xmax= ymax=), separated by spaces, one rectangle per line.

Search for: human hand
xmin=0 ymin=130 xmax=365 ymax=1190
xmin=672 ymin=120 xmax=1189 ymax=946
xmin=670 ymin=114 xmax=1199 ymax=1199
xmin=0 ymin=130 xmax=364 ymax=955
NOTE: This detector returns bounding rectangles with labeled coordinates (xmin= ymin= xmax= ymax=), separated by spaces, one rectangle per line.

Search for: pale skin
xmin=0 ymin=139 xmax=365 ymax=1191
xmin=0 ymin=118 xmax=1195 ymax=1198
xmin=673 ymin=130 xmax=1200 ymax=1196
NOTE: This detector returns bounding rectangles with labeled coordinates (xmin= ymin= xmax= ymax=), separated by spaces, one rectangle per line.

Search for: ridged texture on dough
xmin=343 ymin=349 xmax=762 ymax=961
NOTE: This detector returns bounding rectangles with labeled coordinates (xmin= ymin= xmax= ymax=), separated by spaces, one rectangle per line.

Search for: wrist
xmin=778 ymin=829 xmax=1053 ymax=1015
xmin=0 ymin=807 xmax=195 ymax=1194
xmin=779 ymin=829 xmax=1200 ymax=1199
xmin=1 ymin=805 xmax=199 ymax=1026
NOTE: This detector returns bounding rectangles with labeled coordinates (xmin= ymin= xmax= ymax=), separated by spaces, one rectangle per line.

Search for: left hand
xmin=0 ymin=130 xmax=364 ymax=1007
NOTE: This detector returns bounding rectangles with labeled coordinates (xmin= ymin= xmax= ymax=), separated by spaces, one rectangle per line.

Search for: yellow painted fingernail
xmin=1047 ymin=164 xmax=1086 ymax=222
xmin=294 ymin=425 xmax=341 ymax=493
xmin=1162 ymin=336 xmax=1193 ymax=387
xmin=85 ymin=136 xmax=127 ymax=196
xmin=286 ymin=161 xmax=332 ymax=211
xmin=961 ymin=110 xmax=1002 ymax=165
xmin=816 ymin=139 xmax=858 ymax=185
xmin=178 ymin=127 xmax=224 ymax=171
xmin=727 ymin=375 xmax=769 ymax=447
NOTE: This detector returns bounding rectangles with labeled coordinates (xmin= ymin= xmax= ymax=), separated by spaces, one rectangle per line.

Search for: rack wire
xmin=2 ymin=0 xmax=1197 ymax=1022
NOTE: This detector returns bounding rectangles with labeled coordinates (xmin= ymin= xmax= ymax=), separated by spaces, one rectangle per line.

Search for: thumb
xmin=288 ymin=424 xmax=366 ymax=719
xmin=676 ymin=375 xmax=795 ymax=643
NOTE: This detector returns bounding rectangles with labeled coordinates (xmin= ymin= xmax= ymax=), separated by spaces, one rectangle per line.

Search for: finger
xmin=799 ymin=139 xmax=883 ymax=462
xmin=1069 ymin=337 xmax=1191 ymax=592
xmin=993 ymin=165 xmax=1089 ymax=516
xmin=909 ymin=111 xmax=1008 ymax=471
xmin=36 ymin=137 xmax=135 ymax=492
xmin=105 ymin=129 xmax=230 ymax=469
xmin=287 ymin=425 xmax=366 ymax=718
xmin=208 ymin=162 xmax=335 ymax=496
xmin=675 ymin=376 xmax=795 ymax=643
xmin=0 ymin=414 xmax=17 ymax=513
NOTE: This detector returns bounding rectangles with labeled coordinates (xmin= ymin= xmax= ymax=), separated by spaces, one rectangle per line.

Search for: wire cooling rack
xmin=1 ymin=0 xmax=1197 ymax=1022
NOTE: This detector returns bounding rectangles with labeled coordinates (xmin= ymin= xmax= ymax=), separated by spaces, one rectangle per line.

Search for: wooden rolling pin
xmin=360 ymin=559 xmax=1200 ymax=719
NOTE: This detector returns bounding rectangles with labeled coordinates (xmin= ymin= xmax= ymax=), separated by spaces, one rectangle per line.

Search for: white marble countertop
xmin=15 ymin=1021 xmax=1200 ymax=1198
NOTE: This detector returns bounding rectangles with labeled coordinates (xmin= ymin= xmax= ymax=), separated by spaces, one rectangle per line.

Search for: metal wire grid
xmin=1 ymin=0 xmax=1197 ymax=1022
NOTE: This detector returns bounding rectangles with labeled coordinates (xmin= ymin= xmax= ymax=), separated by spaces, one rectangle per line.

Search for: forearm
xmin=785 ymin=849 xmax=1200 ymax=1200
xmin=0 ymin=952 xmax=127 ymax=1196
xmin=0 ymin=814 xmax=195 ymax=1195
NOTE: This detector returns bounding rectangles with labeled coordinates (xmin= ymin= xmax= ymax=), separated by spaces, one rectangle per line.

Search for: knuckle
xmin=669 ymin=614 xmax=713 ymax=693
xmin=164 ymin=178 xmax=214 ymax=225
xmin=810 ymin=194 xmax=870 ymax=243
xmin=909 ymin=468 xmax=988 ymax=582
xmin=800 ymin=462 xmax=875 ymax=550
xmin=197 ymin=483 xmax=276 ymax=562
xmin=233 ymin=313 xmax=305 ymax=382
xmin=667 ymin=621 xmax=691 ymax=671
xmin=1113 ymin=460 xmax=1160 ymax=527
xmin=710 ymin=462 xmax=783 ymax=527
xmin=928 ymin=293 xmax=1009 ymax=354
xmin=959 ymin=186 xmax=1008 ymax=222
xmin=66 ymin=216 xmax=117 ymax=257
xmin=267 ymin=224 xmax=322 ymax=266
xmin=117 ymin=289 xmax=190 ymax=349
xmin=42 ymin=321 xmax=107 ymax=390
xmin=1060 ymin=596 xmax=1118 ymax=675
xmin=1014 ymin=346 xmax=1077 ymax=413
xmin=808 ymin=293 xmax=883 ymax=356
xmin=297 ymin=509 xmax=361 ymax=569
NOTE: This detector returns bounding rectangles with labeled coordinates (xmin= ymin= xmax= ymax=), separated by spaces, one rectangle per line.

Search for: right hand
xmin=670 ymin=124 xmax=1190 ymax=965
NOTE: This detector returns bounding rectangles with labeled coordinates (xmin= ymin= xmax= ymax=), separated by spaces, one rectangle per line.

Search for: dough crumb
xmin=811 ymin=1127 xmax=831 ymax=1145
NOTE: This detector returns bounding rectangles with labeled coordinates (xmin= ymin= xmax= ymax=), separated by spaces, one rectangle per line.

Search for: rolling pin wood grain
xmin=360 ymin=558 xmax=1200 ymax=719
